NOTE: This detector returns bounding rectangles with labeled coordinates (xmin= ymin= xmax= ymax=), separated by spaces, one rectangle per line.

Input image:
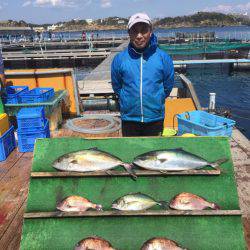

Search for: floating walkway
xmin=78 ymin=42 xmax=128 ymax=95
xmin=79 ymin=53 xmax=250 ymax=96
xmin=174 ymin=58 xmax=250 ymax=65
xmin=2 ymin=48 xmax=110 ymax=61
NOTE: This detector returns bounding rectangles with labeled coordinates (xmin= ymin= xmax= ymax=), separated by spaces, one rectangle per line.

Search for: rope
xmin=66 ymin=114 xmax=121 ymax=134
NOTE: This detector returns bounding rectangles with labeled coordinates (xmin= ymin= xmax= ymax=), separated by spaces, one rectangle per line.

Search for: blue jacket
xmin=111 ymin=34 xmax=174 ymax=123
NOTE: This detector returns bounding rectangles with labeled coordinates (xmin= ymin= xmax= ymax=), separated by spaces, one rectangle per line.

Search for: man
xmin=0 ymin=50 xmax=6 ymax=114
xmin=111 ymin=12 xmax=174 ymax=136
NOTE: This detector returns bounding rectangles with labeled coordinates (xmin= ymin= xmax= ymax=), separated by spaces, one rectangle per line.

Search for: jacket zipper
xmin=140 ymin=55 xmax=144 ymax=122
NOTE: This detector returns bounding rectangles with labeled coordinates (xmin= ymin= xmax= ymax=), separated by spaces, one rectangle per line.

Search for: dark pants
xmin=122 ymin=120 xmax=164 ymax=137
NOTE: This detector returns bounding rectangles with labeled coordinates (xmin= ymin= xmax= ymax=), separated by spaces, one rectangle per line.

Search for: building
xmin=33 ymin=27 xmax=45 ymax=33
xmin=85 ymin=19 xmax=93 ymax=24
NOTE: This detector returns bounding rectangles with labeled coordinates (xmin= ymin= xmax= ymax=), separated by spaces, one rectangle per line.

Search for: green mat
xmin=21 ymin=137 xmax=246 ymax=250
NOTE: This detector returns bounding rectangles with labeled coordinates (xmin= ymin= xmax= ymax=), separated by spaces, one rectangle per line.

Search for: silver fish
xmin=111 ymin=193 xmax=166 ymax=211
xmin=169 ymin=192 xmax=220 ymax=210
xmin=133 ymin=148 xmax=227 ymax=171
xmin=141 ymin=237 xmax=187 ymax=250
xmin=75 ymin=236 xmax=116 ymax=250
xmin=53 ymin=148 xmax=136 ymax=178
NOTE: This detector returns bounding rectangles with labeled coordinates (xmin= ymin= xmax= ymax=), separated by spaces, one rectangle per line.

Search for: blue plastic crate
xmin=0 ymin=126 xmax=16 ymax=161
xmin=17 ymin=107 xmax=46 ymax=132
xmin=17 ymin=119 xmax=50 ymax=152
xmin=2 ymin=86 xmax=29 ymax=104
xmin=19 ymin=87 xmax=54 ymax=103
xmin=177 ymin=110 xmax=236 ymax=136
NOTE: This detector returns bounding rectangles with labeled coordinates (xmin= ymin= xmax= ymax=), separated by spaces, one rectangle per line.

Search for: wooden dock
xmin=0 ymin=129 xmax=249 ymax=249
xmin=1 ymin=38 xmax=126 ymax=51
xmin=78 ymin=41 xmax=128 ymax=95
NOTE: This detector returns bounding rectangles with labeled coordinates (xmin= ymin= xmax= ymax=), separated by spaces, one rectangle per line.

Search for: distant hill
xmin=155 ymin=12 xmax=250 ymax=27
xmin=0 ymin=12 xmax=249 ymax=31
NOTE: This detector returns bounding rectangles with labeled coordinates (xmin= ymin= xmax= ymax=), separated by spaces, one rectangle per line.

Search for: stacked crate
xmin=0 ymin=113 xmax=16 ymax=161
xmin=17 ymin=107 xmax=50 ymax=152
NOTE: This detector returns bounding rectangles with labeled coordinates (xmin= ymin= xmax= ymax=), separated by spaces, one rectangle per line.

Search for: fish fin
xmin=122 ymin=163 xmax=137 ymax=180
xmin=158 ymin=158 xmax=167 ymax=163
xmin=173 ymin=147 xmax=184 ymax=150
xmin=158 ymin=201 xmax=169 ymax=209
xmin=210 ymin=158 xmax=228 ymax=170
xmin=89 ymin=147 xmax=98 ymax=150
xmin=69 ymin=159 xmax=78 ymax=164
xmin=105 ymin=170 xmax=114 ymax=176
xmin=159 ymin=170 xmax=169 ymax=174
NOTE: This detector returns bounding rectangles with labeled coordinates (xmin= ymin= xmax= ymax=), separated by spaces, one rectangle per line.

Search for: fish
xmin=56 ymin=195 xmax=102 ymax=212
xmin=141 ymin=237 xmax=187 ymax=250
xmin=133 ymin=148 xmax=227 ymax=171
xmin=169 ymin=192 xmax=220 ymax=210
xmin=111 ymin=193 xmax=167 ymax=211
xmin=53 ymin=148 xmax=136 ymax=179
xmin=74 ymin=236 xmax=116 ymax=250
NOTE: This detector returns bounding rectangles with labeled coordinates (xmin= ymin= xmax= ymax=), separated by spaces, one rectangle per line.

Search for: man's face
xmin=129 ymin=22 xmax=152 ymax=50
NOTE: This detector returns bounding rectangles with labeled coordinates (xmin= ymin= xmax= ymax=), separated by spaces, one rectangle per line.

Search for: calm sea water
xmin=38 ymin=25 xmax=250 ymax=41
xmin=182 ymin=65 xmax=250 ymax=139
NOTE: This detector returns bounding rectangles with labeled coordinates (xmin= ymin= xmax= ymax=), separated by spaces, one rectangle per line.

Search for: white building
xmin=85 ymin=19 xmax=93 ymax=24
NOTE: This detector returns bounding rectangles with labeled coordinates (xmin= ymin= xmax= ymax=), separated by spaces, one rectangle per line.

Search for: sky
xmin=0 ymin=0 xmax=250 ymax=24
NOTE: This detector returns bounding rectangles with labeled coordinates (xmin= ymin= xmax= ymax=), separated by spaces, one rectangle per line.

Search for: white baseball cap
xmin=128 ymin=12 xmax=152 ymax=30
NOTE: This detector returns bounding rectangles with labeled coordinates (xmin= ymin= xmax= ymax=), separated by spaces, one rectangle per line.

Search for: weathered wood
xmin=0 ymin=149 xmax=23 ymax=179
xmin=179 ymin=74 xmax=202 ymax=110
xmin=0 ymin=153 xmax=32 ymax=242
xmin=31 ymin=169 xmax=221 ymax=178
xmin=24 ymin=209 xmax=242 ymax=219
xmin=0 ymin=200 xmax=26 ymax=250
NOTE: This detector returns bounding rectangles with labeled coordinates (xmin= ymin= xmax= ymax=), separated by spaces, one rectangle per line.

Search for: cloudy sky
xmin=0 ymin=0 xmax=250 ymax=24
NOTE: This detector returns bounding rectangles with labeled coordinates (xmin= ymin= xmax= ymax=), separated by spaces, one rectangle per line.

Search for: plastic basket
xmin=17 ymin=119 xmax=50 ymax=152
xmin=2 ymin=86 xmax=29 ymax=104
xmin=177 ymin=110 xmax=236 ymax=136
xmin=17 ymin=107 xmax=46 ymax=132
xmin=0 ymin=126 xmax=16 ymax=161
xmin=19 ymin=87 xmax=54 ymax=103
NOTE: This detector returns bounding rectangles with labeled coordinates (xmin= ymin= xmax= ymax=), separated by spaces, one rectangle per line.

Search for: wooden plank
xmin=24 ymin=210 xmax=242 ymax=219
xmin=179 ymin=74 xmax=202 ymax=110
xmin=31 ymin=169 xmax=221 ymax=178
xmin=0 ymin=149 xmax=23 ymax=179
xmin=0 ymin=199 xmax=26 ymax=250
xmin=0 ymin=154 xmax=32 ymax=240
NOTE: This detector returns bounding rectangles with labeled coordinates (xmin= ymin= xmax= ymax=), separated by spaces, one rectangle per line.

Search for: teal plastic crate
xmin=177 ymin=111 xmax=236 ymax=136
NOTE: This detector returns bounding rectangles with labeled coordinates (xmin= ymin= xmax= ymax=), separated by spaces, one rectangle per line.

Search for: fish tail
xmin=210 ymin=158 xmax=228 ymax=170
xmin=158 ymin=201 xmax=169 ymax=209
xmin=122 ymin=163 xmax=137 ymax=180
xmin=95 ymin=204 xmax=103 ymax=211
xmin=211 ymin=202 xmax=221 ymax=210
